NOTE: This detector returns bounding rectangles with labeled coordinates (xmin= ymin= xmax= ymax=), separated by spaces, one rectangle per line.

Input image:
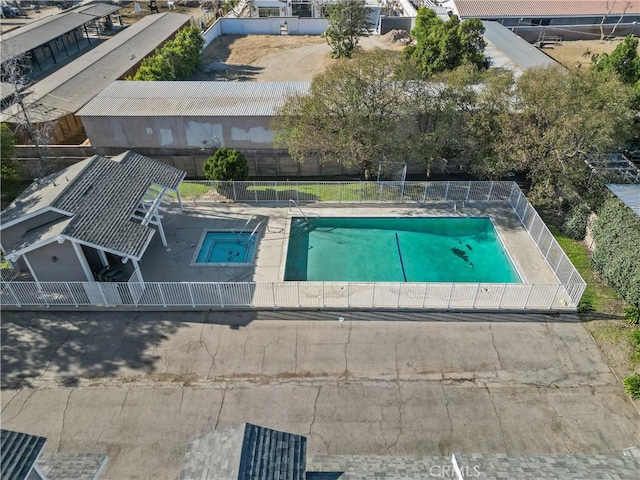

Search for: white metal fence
xmin=1 ymin=181 xmax=586 ymax=311
xmin=179 ymin=180 xmax=516 ymax=204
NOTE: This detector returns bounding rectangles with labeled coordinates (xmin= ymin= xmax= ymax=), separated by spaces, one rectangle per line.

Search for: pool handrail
xmin=288 ymin=199 xmax=319 ymax=223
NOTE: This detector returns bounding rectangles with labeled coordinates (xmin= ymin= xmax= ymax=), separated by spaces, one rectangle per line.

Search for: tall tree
xmin=406 ymin=8 xmax=488 ymax=77
xmin=273 ymin=49 xmax=408 ymax=179
xmin=592 ymin=35 xmax=640 ymax=86
xmin=474 ymin=67 xmax=635 ymax=201
xmin=323 ymin=0 xmax=371 ymax=59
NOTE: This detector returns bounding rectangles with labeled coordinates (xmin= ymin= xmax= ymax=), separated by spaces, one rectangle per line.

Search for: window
xmin=292 ymin=1 xmax=312 ymax=17
xmin=258 ymin=7 xmax=280 ymax=17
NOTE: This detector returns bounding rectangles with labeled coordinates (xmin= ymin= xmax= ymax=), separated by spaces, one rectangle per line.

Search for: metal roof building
xmin=452 ymin=0 xmax=640 ymax=18
xmin=1 ymin=12 xmax=191 ymax=143
xmin=0 ymin=2 xmax=122 ymax=72
xmin=482 ymin=21 xmax=558 ymax=72
xmin=607 ymin=184 xmax=640 ymax=217
xmin=77 ymin=81 xmax=311 ymax=150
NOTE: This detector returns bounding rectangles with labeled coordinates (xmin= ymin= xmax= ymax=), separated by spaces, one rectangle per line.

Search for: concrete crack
xmin=307 ymin=386 xmax=321 ymax=436
xmin=103 ymin=333 xmax=127 ymax=376
xmin=0 ymin=389 xmax=24 ymax=415
xmin=294 ymin=325 xmax=298 ymax=374
xmin=40 ymin=331 xmax=71 ymax=380
xmin=118 ymin=386 xmax=132 ymax=418
xmin=386 ymin=380 xmax=403 ymax=453
xmin=343 ymin=322 xmax=352 ymax=377
xmin=489 ymin=322 xmax=504 ymax=370
xmin=178 ymin=389 xmax=185 ymax=413
xmin=485 ymin=385 xmax=508 ymax=452
xmin=58 ymin=388 xmax=74 ymax=450
xmin=441 ymin=385 xmax=453 ymax=448
xmin=214 ymin=384 xmax=227 ymax=430
xmin=3 ymin=388 xmax=37 ymax=421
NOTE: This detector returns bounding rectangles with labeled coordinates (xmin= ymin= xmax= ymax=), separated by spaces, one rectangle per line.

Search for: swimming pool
xmin=284 ymin=217 xmax=521 ymax=282
xmin=194 ymin=231 xmax=256 ymax=265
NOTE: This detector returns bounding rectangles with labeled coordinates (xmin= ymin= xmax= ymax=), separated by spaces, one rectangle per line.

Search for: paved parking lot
xmin=1 ymin=310 xmax=638 ymax=479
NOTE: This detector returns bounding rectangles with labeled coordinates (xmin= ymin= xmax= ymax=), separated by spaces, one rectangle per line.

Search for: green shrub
xmin=622 ymin=373 xmax=640 ymax=399
xmin=203 ymin=148 xmax=249 ymax=181
xmin=631 ymin=329 xmax=640 ymax=363
xmin=129 ymin=26 xmax=204 ymax=81
xmin=561 ymin=202 xmax=591 ymax=240
xmin=591 ymin=197 xmax=640 ymax=308
xmin=625 ymin=305 xmax=640 ymax=325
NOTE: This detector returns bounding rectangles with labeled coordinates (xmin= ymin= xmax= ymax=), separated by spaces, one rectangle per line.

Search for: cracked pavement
xmin=1 ymin=310 xmax=639 ymax=479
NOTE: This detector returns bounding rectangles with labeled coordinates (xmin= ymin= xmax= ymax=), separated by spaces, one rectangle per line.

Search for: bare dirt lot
xmin=542 ymin=38 xmax=636 ymax=68
xmin=192 ymin=34 xmax=406 ymax=81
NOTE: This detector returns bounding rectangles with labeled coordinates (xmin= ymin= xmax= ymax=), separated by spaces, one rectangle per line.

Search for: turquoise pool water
xmin=284 ymin=217 xmax=521 ymax=282
xmin=196 ymin=232 xmax=255 ymax=264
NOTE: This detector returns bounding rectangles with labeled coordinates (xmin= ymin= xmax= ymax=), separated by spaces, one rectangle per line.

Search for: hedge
xmin=590 ymin=196 xmax=640 ymax=307
xmin=129 ymin=26 xmax=204 ymax=81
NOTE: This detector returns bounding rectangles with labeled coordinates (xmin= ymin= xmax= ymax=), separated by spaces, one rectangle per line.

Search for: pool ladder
xmin=288 ymin=200 xmax=319 ymax=237
xmin=237 ymin=219 xmax=263 ymax=248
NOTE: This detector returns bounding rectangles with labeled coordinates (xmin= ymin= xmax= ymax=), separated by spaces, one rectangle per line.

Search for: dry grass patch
xmin=542 ymin=38 xmax=632 ymax=68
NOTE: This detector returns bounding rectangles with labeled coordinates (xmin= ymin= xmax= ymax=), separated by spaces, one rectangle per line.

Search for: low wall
xmin=512 ymin=24 xmax=638 ymax=42
xmin=11 ymin=145 xmax=365 ymax=179
xmin=203 ymin=17 xmax=329 ymax=47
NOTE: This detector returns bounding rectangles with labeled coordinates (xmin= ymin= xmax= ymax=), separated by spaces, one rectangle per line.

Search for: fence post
xmin=359 ymin=182 xmax=363 ymax=203
xmin=379 ymin=183 xmax=383 ymax=202
xmin=4 ymin=282 xmax=21 ymax=307
xmin=65 ymin=283 xmax=78 ymax=307
xmin=346 ymin=283 xmax=350 ymax=308
xmin=472 ymin=284 xmax=480 ymax=309
xmin=159 ymin=283 xmax=167 ymax=308
xmin=465 ymin=182 xmax=471 ymax=203
xmin=97 ymin=282 xmax=109 ymax=306
xmin=275 ymin=185 xmax=279 ymax=203
xmin=254 ymin=181 xmax=258 ymax=202
xmin=497 ymin=284 xmax=506 ymax=309
xmin=447 ymin=284 xmax=453 ymax=309
xmin=129 ymin=283 xmax=138 ymax=307
xmin=487 ymin=181 xmax=493 ymax=201
xmin=513 ymin=192 xmax=522 ymax=220
xmin=422 ymin=181 xmax=428 ymax=203
xmin=396 ymin=283 xmax=402 ymax=308
xmin=272 ymin=283 xmax=277 ymax=307
xmin=322 ymin=283 xmax=326 ymax=308
xmin=296 ymin=282 xmax=300 ymax=307
xmin=372 ymin=283 xmax=376 ymax=308
xmin=232 ymin=182 xmax=237 ymax=202
xmin=523 ymin=284 xmax=534 ymax=309
xmin=187 ymin=283 xmax=195 ymax=307
xmin=444 ymin=181 xmax=450 ymax=201
xmin=549 ymin=284 xmax=561 ymax=309
xmin=216 ymin=283 xmax=224 ymax=307
xmin=422 ymin=284 xmax=428 ymax=308
xmin=296 ymin=182 xmax=299 ymax=203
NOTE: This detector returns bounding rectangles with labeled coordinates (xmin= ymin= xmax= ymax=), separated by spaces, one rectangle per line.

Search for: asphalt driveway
xmin=1 ymin=310 xmax=638 ymax=479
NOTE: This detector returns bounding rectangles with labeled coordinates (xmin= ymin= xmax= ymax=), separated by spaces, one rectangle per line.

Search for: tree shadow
xmin=0 ymin=311 xmax=186 ymax=388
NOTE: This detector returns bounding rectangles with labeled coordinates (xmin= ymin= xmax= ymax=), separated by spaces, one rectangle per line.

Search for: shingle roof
xmin=180 ymin=423 xmax=307 ymax=480
xmin=0 ymin=429 xmax=47 ymax=480
xmin=1 ymin=13 xmax=191 ymax=123
xmin=37 ymin=453 xmax=109 ymax=480
xmin=76 ymin=81 xmax=312 ymax=117
xmin=1 ymin=151 xmax=185 ymax=259
xmin=454 ymin=0 xmax=640 ymax=18
xmin=607 ymin=184 xmax=640 ymax=216
xmin=482 ymin=21 xmax=558 ymax=70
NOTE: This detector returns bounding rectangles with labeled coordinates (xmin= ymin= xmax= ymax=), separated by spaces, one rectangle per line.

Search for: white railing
xmin=1 ymin=182 xmax=586 ymax=310
xmin=1 ymin=281 xmax=574 ymax=310
xmin=179 ymin=180 xmax=516 ymax=204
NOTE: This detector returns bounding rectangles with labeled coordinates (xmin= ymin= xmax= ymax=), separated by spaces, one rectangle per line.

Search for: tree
xmin=130 ymin=26 xmax=204 ymax=80
xmin=473 ymin=67 xmax=635 ymax=203
xmin=592 ymin=35 xmax=640 ymax=86
xmin=323 ymin=0 xmax=371 ymax=59
xmin=203 ymin=148 xmax=249 ymax=181
xmin=406 ymin=8 xmax=489 ymax=77
xmin=273 ymin=49 xmax=409 ymax=179
xmin=1 ymin=54 xmax=53 ymax=176
xmin=1 ymin=123 xmax=21 ymax=192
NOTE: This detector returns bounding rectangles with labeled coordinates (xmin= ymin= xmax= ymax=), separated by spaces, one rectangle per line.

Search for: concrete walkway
xmin=1 ymin=311 xmax=638 ymax=479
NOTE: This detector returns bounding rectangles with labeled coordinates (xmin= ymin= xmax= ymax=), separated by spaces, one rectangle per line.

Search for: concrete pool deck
xmin=140 ymin=202 xmax=558 ymax=285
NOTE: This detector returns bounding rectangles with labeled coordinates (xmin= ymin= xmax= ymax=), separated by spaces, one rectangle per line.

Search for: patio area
xmin=139 ymin=201 xmax=559 ymax=285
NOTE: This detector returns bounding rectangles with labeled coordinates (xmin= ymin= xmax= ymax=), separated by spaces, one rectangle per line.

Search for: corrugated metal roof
xmin=72 ymin=2 xmax=122 ymax=17
xmin=0 ymin=429 xmax=47 ymax=480
xmin=1 ymin=13 xmax=94 ymax=58
xmin=77 ymin=81 xmax=311 ymax=117
xmin=2 ymin=151 xmax=186 ymax=259
xmin=482 ymin=21 xmax=558 ymax=70
xmin=454 ymin=0 xmax=640 ymax=18
xmin=1 ymin=13 xmax=191 ymax=123
xmin=607 ymin=184 xmax=640 ymax=216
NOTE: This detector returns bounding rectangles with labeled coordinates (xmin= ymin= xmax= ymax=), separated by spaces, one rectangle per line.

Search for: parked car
xmin=1 ymin=4 xmax=22 ymax=17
